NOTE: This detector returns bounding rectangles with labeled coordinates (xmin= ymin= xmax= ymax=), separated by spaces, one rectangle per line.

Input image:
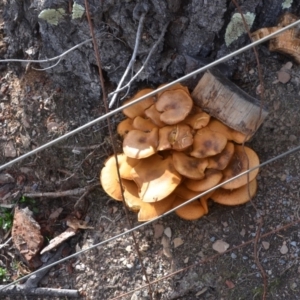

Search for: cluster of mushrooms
xmin=100 ymin=84 xmax=260 ymax=221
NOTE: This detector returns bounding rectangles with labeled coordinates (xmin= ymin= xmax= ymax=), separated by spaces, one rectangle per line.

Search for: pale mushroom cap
xmin=138 ymin=194 xmax=175 ymax=222
xmin=144 ymin=104 xmax=166 ymax=127
xmin=156 ymin=90 xmax=193 ymax=124
xmin=173 ymin=196 xmax=206 ymax=221
xmin=221 ymin=145 xmax=259 ymax=189
xmin=207 ymin=142 xmax=235 ymax=170
xmin=131 ymin=154 xmax=182 ymax=202
xmin=211 ymin=179 xmax=257 ymax=206
xmin=208 ymin=118 xmax=249 ymax=144
xmin=184 ymin=169 xmax=223 ymax=192
xmin=117 ymin=118 xmax=134 ymax=137
xmin=100 ymin=154 xmax=127 ymax=201
xmin=123 ymin=128 xmax=158 ymax=159
xmin=190 ymin=127 xmax=227 ymax=158
xmin=132 ymin=116 xmax=157 ymax=132
xmin=123 ymin=88 xmax=155 ymax=119
xmin=172 ymin=151 xmax=208 ymax=180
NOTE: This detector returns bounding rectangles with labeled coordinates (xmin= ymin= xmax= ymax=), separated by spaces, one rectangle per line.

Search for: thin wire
xmin=2 ymin=143 xmax=300 ymax=291
xmin=1 ymin=19 xmax=300 ymax=172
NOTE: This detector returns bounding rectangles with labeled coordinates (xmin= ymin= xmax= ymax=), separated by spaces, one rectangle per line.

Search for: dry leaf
xmin=225 ymin=279 xmax=235 ymax=289
xmin=12 ymin=207 xmax=44 ymax=268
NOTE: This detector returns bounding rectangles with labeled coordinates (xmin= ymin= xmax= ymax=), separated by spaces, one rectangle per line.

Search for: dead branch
xmin=23 ymin=187 xmax=87 ymax=198
xmin=108 ymin=21 xmax=169 ymax=102
xmin=0 ymin=244 xmax=80 ymax=297
xmin=109 ymin=10 xmax=147 ymax=107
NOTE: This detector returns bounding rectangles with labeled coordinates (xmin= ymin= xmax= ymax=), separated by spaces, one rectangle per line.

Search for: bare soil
xmin=2 ymin=8 xmax=300 ymax=300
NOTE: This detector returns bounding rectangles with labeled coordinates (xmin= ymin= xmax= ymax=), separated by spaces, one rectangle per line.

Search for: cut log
xmin=191 ymin=68 xmax=268 ymax=137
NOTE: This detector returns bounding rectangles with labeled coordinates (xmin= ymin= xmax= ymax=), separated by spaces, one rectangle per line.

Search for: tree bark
xmin=3 ymin=0 xmax=300 ymax=108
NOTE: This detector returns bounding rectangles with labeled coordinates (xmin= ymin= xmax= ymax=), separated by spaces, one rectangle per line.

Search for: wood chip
xmin=212 ymin=240 xmax=229 ymax=253
xmin=161 ymin=236 xmax=172 ymax=258
xmin=173 ymin=237 xmax=184 ymax=248
xmin=225 ymin=279 xmax=235 ymax=289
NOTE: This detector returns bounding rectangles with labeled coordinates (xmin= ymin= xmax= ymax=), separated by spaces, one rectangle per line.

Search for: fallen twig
xmin=0 ymin=244 xmax=79 ymax=297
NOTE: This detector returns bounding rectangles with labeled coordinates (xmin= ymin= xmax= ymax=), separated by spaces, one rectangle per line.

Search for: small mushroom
xmin=207 ymin=142 xmax=235 ymax=170
xmin=130 ymin=154 xmax=182 ymax=202
xmin=184 ymin=111 xmax=211 ymax=129
xmin=208 ymin=118 xmax=249 ymax=144
xmin=144 ymin=104 xmax=166 ymax=127
xmin=123 ymin=128 xmax=158 ymax=159
xmin=156 ymin=90 xmax=193 ymax=124
xmin=172 ymin=151 xmax=208 ymax=180
xmin=156 ymin=83 xmax=190 ymax=97
xmin=190 ymin=127 xmax=227 ymax=158
xmin=138 ymin=194 xmax=175 ymax=222
xmin=132 ymin=116 xmax=157 ymax=132
xmin=100 ymin=154 xmax=128 ymax=201
xmin=117 ymin=118 xmax=134 ymax=137
xmin=123 ymin=88 xmax=155 ymax=119
xmin=221 ymin=145 xmax=259 ymax=190
xmin=184 ymin=169 xmax=223 ymax=192
xmin=157 ymin=124 xmax=193 ymax=151
xmin=172 ymin=196 xmax=206 ymax=221
xmin=211 ymin=179 xmax=257 ymax=205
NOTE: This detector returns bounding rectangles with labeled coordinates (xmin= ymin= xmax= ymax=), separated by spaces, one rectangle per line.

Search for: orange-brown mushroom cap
xmin=190 ymin=127 xmax=227 ymax=158
xmin=130 ymin=154 xmax=182 ymax=202
xmin=172 ymin=151 xmax=208 ymax=180
xmin=117 ymin=118 xmax=134 ymax=137
xmin=207 ymin=142 xmax=235 ymax=170
xmin=118 ymin=154 xmax=140 ymax=180
xmin=211 ymin=179 xmax=257 ymax=206
xmin=156 ymin=83 xmax=190 ymax=98
xmin=172 ymin=196 xmax=206 ymax=221
xmin=144 ymin=104 xmax=166 ymax=127
xmin=221 ymin=145 xmax=260 ymax=190
xmin=157 ymin=124 xmax=193 ymax=151
xmin=185 ymin=111 xmax=211 ymax=129
xmin=100 ymin=154 xmax=128 ymax=201
xmin=123 ymin=128 xmax=158 ymax=159
xmin=132 ymin=116 xmax=157 ymax=132
xmin=122 ymin=88 xmax=155 ymax=119
xmin=156 ymin=90 xmax=193 ymax=124
xmin=208 ymin=118 xmax=249 ymax=144
xmin=184 ymin=169 xmax=223 ymax=192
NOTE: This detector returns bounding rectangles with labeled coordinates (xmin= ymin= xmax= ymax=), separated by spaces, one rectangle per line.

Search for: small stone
xmin=184 ymin=257 xmax=189 ymax=264
xmin=262 ymin=241 xmax=270 ymax=250
xmin=240 ymin=228 xmax=246 ymax=237
xmin=4 ymin=140 xmax=16 ymax=158
xmin=164 ymin=227 xmax=172 ymax=238
xmin=153 ymin=224 xmax=164 ymax=239
xmin=289 ymin=135 xmax=297 ymax=142
xmin=212 ymin=240 xmax=229 ymax=253
xmin=280 ymin=244 xmax=288 ymax=254
xmin=277 ymin=70 xmax=291 ymax=84
xmin=231 ymin=253 xmax=237 ymax=259
xmin=125 ymin=245 xmax=132 ymax=252
xmin=173 ymin=237 xmax=183 ymax=248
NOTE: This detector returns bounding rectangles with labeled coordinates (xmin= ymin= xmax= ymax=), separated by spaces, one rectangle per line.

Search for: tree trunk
xmin=3 ymin=0 xmax=300 ymax=109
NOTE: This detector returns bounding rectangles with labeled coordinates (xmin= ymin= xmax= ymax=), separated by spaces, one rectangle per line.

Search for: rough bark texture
xmin=3 ymin=0 xmax=300 ymax=108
